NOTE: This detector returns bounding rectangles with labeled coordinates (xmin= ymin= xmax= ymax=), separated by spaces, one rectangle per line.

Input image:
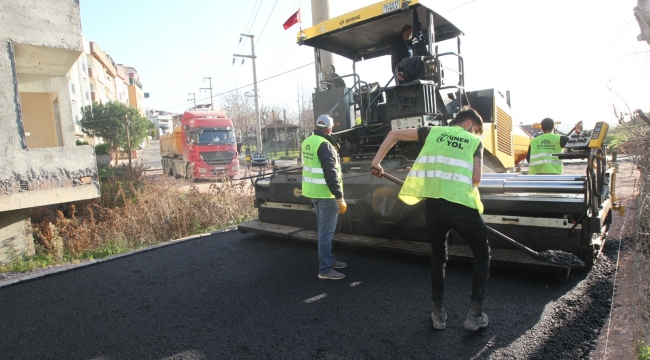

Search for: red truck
xmin=160 ymin=111 xmax=239 ymax=180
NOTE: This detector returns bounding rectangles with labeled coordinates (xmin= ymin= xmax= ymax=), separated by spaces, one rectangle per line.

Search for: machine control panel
xmin=391 ymin=115 xmax=443 ymax=130
xmin=565 ymin=129 xmax=593 ymax=149
xmin=588 ymin=121 xmax=609 ymax=149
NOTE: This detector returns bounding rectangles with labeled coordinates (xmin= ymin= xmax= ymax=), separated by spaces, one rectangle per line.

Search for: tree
xmin=79 ymin=101 xmax=150 ymax=165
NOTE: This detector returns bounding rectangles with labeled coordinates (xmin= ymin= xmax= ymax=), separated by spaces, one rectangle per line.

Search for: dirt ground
xmin=565 ymin=160 xmax=639 ymax=360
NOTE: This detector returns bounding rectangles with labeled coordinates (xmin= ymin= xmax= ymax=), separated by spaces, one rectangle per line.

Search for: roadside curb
xmin=0 ymin=226 xmax=239 ymax=289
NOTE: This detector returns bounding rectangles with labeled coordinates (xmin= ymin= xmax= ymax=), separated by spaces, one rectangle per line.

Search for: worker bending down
xmin=527 ymin=118 xmax=582 ymax=175
xmin=370 ymin=108 xmax=490 ymax=331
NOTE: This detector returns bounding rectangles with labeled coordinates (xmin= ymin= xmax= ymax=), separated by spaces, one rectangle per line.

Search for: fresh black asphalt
xmin=0 ymin=231 xmax=618 ymax=359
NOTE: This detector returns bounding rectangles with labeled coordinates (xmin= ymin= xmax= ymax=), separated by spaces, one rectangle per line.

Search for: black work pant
xmin=425 ymin=198 xmax=490 ymax=303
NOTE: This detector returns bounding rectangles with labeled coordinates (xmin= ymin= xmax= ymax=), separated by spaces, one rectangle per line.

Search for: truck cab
xmin=161 ymin=111 xmax=239 ymax=180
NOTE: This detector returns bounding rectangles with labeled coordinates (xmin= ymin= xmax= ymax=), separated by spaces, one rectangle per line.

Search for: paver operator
xmin=527 ymin=117 xmax=582 ymax=175
xmin=370 ymin=108 xmax=490 ymax=331
xmin=301 ymin=115 xmax=348 ymax=280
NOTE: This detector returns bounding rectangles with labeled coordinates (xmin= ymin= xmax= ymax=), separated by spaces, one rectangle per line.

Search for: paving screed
xmin=0 ymin=231 xmax=618 ymax=359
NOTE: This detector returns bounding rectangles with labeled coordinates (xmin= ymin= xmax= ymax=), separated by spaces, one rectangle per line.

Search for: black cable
xmin=255 ymin=0 xmax=280 ymax=45
xmin=162 ymin=62 xmax=314 ymax=111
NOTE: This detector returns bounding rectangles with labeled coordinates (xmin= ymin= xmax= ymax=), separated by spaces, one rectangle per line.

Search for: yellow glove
xmin=337 ymin=198 xmax=347 ymax=215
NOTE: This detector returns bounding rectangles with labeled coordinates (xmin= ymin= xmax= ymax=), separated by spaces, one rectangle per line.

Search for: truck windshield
xmin=196 ymin=130 xmax=235 ymax=145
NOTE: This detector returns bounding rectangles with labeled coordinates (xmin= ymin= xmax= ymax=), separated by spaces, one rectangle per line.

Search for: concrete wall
xmin=0 ymin=0 xmax=100 ymax=261
xmin=0 ymin=209 xmax=35 ymax=264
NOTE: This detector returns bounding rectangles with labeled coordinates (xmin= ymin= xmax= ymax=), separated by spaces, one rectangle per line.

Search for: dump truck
xmin=160 ymin=111 xmax=239 ymax=180
xmin=238 ymin=0 xmax=619 ymax=275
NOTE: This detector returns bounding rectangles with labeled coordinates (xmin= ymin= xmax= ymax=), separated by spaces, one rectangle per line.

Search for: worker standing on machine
xmin=302 ymin=114 xmax=348 ymax=280
xmin=527 ymin=118 xmax=582 ymax=175
xmin=370 ymin=108 xmax=490 ymax=331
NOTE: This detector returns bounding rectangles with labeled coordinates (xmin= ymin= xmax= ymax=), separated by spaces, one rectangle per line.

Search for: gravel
xmin=0 ymin=232 xmax=619 ymax=359
xmin=537 ymin=249 xmax=587 ymax=268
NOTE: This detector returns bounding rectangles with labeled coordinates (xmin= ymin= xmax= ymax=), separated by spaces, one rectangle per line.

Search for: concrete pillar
xmin=311 ymin=0 xmax=335 ymax=85
xmin=0 ymin=209 xmax=35 ymax=264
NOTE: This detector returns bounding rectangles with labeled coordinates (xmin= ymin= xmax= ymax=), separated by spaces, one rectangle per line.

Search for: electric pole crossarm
xmin=233 ymin=54 xmax=256 ymax=59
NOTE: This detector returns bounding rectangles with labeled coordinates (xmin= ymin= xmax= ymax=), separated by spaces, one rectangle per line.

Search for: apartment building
xmin=0 ymin=0 xmax=100 ymax=262
xmin=148 ymin=110 xmax=173 ymax=139
xmin=115 ymin=64 xmax=130 ymax=106
xmin=87 ymin=41 xmax=117 ymax=105
xmin=127 ymin=67 xmax=146 ymax=116
xmin=68 ymin=38 xmax=93 ymax=142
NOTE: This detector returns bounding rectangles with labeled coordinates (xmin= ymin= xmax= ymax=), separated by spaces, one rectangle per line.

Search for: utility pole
xmin=234 ymin=34 xmax=262 ymax=153
xmin=311 ymin=0 xmax=334 ymax=92
xmin=188 ymin=93 xmax=196 ymax=110
xmin=284 ymin=109 xmax=288 ymax=157
xmin=273 ymin=110 xmax=278 ymax=157
xmin=125 ymin=115 xmax=132 ymax=167
xmin=200 ymin=77 xmax=213 ymax=110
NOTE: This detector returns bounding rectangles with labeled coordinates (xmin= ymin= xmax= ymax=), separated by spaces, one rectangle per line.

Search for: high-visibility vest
xmin=301 ymin=135 xmax=342 ymax=199
xmin=399 ymin=126 xmax=483 ymax=213
xmin=528 ymin=133 xmax=563 ymax=175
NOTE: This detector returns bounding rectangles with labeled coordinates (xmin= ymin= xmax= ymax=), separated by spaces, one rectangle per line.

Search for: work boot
xmin=431 ymin=301 xmax=447 ymax=330
xmin=333 ymin=260 xmax=347 ymax=269
xmin=318 ymin=269 xmax=345 ymax=280
xmin=463 ymin=301 xmax=489 ymax=331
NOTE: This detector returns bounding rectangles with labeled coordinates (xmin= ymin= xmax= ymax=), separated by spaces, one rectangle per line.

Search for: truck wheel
xmin=173 ymin=165 xmax=180 ymax=179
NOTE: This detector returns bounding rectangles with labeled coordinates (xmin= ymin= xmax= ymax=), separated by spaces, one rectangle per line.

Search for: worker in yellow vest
xmin=527 ymin=118 xmax=582 ymax=175
xmin=302 ymin=115 xmax=348 ymax=280
xmin=370 ymin=108 xmax=489 ymax=331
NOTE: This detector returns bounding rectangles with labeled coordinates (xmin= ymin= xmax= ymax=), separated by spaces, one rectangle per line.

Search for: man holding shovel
xmin=370 ymin=108 xmax=490 ymax=331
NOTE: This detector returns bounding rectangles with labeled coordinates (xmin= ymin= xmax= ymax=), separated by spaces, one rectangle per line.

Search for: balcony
xmin=129 ymin=77 xmax=143 ymax=89
xmin=89 ymin=42 xmax=117 ymax=77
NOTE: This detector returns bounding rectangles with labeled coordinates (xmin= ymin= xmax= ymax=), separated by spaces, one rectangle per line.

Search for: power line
xmin=213 ymin=1 xmax=263 ymax=92
xmin=255 ymin=0 xmax=280 ymax=45
xmin=264 ymin=0 xmax=302 ymax=74
xmin=447 ymin=0 xmax=478 ymax=12
xmin=163 ymin=62 xmax=314 ymax=111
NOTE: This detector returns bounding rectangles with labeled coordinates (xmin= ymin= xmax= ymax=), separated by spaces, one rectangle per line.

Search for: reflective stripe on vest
xmin=528 ymin=133 xmax=563 ymax=175
xmin=398 ymin=126 xmax=483 ymax=213
xmin=301 ymin=135 xmax=342 ymax=199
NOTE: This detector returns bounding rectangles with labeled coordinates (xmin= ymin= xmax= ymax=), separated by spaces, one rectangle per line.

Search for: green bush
xmin=76 ymin=139 xmax=89 ymax=146
xmin=636 ymin=341 xmax=650 ymax=360
xmin=95 ymin=143 xmax=110 ymax=155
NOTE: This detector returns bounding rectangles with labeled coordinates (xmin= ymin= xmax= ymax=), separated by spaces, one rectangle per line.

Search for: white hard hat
xmin=316 ymin=114 xmax=334 ymax=128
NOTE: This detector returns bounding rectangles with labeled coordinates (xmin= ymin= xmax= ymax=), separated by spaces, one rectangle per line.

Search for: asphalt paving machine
xmin=238 ymin=0 xmax=619 ymax=274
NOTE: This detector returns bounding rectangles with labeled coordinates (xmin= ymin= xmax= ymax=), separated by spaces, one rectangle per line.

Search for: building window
xmin=86 ymin=91 xmax=90 ymax=100
xmin=74 ymin=115 xmax=79 ymax=124
xmin=82 ymin=63 xmax=86 ymax=71
xmin=90 ymin=83 xmax=94 ymax=91
xmin=70 ymin=83 xmax=75 ymax=93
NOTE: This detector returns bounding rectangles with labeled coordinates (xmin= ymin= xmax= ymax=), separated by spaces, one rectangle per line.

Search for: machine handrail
xmin=325 ymin=79 xmax=369 ymax=116
xmin=364 ymin=73 xmax=398 ymax=127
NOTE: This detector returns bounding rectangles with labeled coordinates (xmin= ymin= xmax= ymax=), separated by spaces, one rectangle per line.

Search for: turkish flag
xmin=283 ymin=9 xmax=301 ymax=30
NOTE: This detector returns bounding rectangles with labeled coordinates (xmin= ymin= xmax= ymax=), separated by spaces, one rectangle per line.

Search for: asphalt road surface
xmin=0 ymin=231 xmax=617 ymax=359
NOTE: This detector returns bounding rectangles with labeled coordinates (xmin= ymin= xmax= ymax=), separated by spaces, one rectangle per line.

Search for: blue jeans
xmin=311 ymin=198 xmax=339 ymax=274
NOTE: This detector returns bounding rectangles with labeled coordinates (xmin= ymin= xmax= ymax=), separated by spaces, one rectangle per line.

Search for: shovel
xmin=378 ymin=172 xmax=586 ymax=268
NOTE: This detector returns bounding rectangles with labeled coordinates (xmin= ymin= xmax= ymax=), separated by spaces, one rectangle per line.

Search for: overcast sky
xmin=80 ymin=0 xmax=649 ymax=130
